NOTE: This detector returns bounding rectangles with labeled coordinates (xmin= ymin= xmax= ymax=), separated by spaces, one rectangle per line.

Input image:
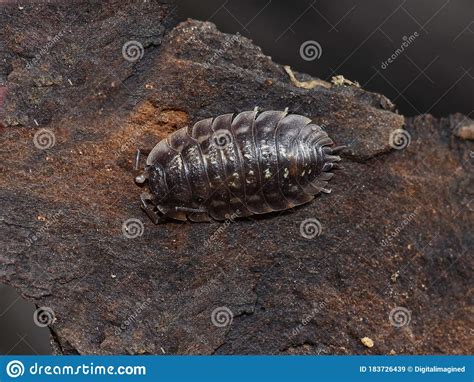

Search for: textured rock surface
xmin=0 ymin=1 xmax=472 ymax=354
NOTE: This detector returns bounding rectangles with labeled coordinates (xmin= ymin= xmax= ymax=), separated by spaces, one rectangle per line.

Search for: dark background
xmin=176 ymin=0 xmax=473 ymax=117
xmin=1 ymin=0 xmax=472 ymax=355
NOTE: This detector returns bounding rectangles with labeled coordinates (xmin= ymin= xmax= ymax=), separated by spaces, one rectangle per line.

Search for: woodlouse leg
xmin=174 ymin=206 xmax=211 ymax=222
xmin=146 ymin=209 xmax=167 ymax=224
xmin=174 ymin=206 xmax=207 ymax=213
xmin=140 ymin=192 xmax=165 ymax=224
xmin=140 ymin=192 xmax=153 ymax=208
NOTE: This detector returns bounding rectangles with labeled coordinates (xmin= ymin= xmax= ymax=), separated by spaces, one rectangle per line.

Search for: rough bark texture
xmin=0 ymin=1 xmax=472 ymax=355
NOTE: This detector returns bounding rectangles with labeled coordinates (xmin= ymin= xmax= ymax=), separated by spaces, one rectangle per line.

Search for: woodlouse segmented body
xmin=136 ymin=110 xmax=343 ymax=223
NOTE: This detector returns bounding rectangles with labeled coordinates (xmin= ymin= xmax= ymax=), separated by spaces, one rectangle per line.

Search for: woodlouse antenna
xmin=134 ymin=149 xmax=142 ymax=170
xmin=135 ymin=148 xmax=150 ymax=184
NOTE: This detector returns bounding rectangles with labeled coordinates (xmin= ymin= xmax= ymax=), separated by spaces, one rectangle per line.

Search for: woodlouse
xmin=135 ymin=109 xmax=343 ymax=223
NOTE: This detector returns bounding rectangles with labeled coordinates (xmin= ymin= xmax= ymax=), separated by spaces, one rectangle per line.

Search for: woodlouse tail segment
xmin=325 ymin=154 xmax=342 ymax=163
xmin=330 ymin=145 xmax=347 ymax=154
xmin=310 ymin=143 xmax=346 ymax=195
xmin=323 ymin=145 xmax=346 ymax=170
